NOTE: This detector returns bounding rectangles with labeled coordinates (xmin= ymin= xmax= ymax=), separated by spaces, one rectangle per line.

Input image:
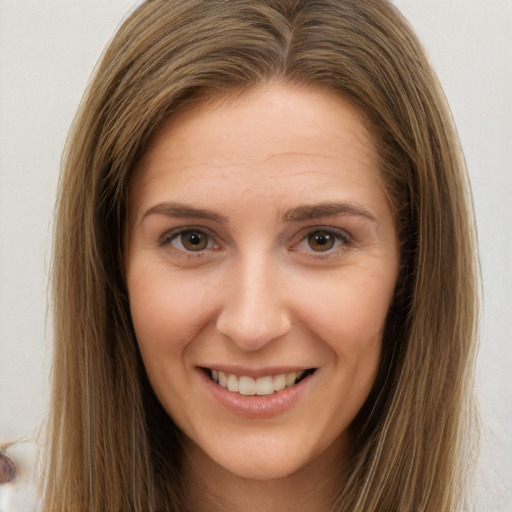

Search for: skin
xmin=125 ymin=82 xmax=399 ymax=511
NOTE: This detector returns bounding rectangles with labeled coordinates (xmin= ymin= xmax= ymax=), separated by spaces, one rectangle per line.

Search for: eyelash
xmin=293 ymin=227 xmax=353 ymax=260
xmin=159 ymin=226 xmax=353 ymax=259
xmin=159 ymin=227 xmax=219 ymax=256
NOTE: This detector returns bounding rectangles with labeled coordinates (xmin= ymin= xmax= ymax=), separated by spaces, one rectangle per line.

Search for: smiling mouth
xmin=203 ymin=368 xmax=316 ymax=396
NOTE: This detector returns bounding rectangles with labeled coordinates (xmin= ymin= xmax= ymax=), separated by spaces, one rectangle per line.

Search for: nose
xmin=215 ymin=255 xmax=292 ymax=351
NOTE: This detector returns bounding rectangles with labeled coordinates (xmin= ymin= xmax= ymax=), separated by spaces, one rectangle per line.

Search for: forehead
xmin=129 ymin=82 xmax=387 ymax=217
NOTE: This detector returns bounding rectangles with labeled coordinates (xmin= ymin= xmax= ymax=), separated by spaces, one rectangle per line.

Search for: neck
xmin=181 ymin=437 xmax=346 ymax=512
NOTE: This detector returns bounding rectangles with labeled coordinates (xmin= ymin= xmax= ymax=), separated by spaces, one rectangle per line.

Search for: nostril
xmin=215 ymin=306 xmax=292 ymax=351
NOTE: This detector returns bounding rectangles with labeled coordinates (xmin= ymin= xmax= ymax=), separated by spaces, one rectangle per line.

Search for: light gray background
xmin=1 ymin=1 xmax=510 ymax=509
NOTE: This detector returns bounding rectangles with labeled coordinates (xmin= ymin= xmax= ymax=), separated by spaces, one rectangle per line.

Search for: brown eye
xmin=307 ymin=230 xmax=336 ymax=252
xmin=180 ymin=230 xmax=209 ymax=251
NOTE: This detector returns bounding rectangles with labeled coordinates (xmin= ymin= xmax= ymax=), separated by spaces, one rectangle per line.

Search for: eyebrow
xmin=143 ymin=202 xmax=228 ymax=224
xmin=142 ymin=200 xmax=377 ymax=224
xmin=282 ymin=201 xmax=378 ymax=223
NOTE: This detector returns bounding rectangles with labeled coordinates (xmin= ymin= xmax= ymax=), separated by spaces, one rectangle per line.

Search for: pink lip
xmin=198 ymin=368 xmax=315 ymax=419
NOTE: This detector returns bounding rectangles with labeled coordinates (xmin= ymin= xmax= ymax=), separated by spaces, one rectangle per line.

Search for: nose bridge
xmin=216 ymin=250 xmax=292 ymax=350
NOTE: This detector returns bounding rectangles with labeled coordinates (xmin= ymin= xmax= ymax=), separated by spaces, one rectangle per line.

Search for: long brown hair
xmin=44 ymin=1 xmax=479 ymax=510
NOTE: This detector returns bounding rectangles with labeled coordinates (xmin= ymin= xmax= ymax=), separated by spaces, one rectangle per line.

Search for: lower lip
xmin=199 ymin=370 xmax=315 ymax=419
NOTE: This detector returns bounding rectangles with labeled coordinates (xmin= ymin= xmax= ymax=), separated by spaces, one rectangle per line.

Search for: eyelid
xmin=159 ymin=226 xmax=219 ymax=251
xmin=157 ymin=224 xmax=353 ymax=260
xmin=293 ymin=226 xmax=354 ymax=256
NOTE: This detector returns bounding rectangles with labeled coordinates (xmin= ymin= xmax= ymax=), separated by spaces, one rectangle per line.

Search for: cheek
xmin=296 ymin=263 xmax=397 ymax=351
xmin=127 ymin=266 xmax=195 ymax=360
xmin=126 ymin=267 xmax=206 ymax=412
xmin=126 ymin=262 xmax=228 ymax=388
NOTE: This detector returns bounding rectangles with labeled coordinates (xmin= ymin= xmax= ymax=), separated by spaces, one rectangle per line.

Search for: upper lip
xmin=199 ymin=365 xmax=315 ymax=378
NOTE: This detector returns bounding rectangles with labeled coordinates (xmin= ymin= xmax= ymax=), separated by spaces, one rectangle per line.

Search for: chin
xmin=186 ymin=426 xmax=341 ymax=484
xmin=218 ymin=454 xmax=304 ymax=481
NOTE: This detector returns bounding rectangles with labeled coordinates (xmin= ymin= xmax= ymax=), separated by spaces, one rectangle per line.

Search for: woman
xmin=44 ymin=0 xmax=479 ymax=510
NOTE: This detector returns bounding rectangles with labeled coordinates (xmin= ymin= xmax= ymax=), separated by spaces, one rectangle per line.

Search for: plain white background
xmin=0 ymin=1 xmax=510 ymax=509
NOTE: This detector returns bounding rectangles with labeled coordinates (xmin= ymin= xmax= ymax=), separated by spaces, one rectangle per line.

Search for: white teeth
xmin=255 ymin=375 xmax=274 ymax=396
xmin=209 ymin=368 xmax=310 ymax=396
xmin=285 ymin=372 xmax=297 ymax=387
xmin=227 ymin=373 xmax=239 ymax=392
xmin=238 ymin=376 xmax=256 ymax=395
xmin=273 ymin=374 xmax=286 ymax=391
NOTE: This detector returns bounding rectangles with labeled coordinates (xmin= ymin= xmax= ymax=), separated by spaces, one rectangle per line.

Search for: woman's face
xmin=125 ymin=83 xmax=399 ymax=481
